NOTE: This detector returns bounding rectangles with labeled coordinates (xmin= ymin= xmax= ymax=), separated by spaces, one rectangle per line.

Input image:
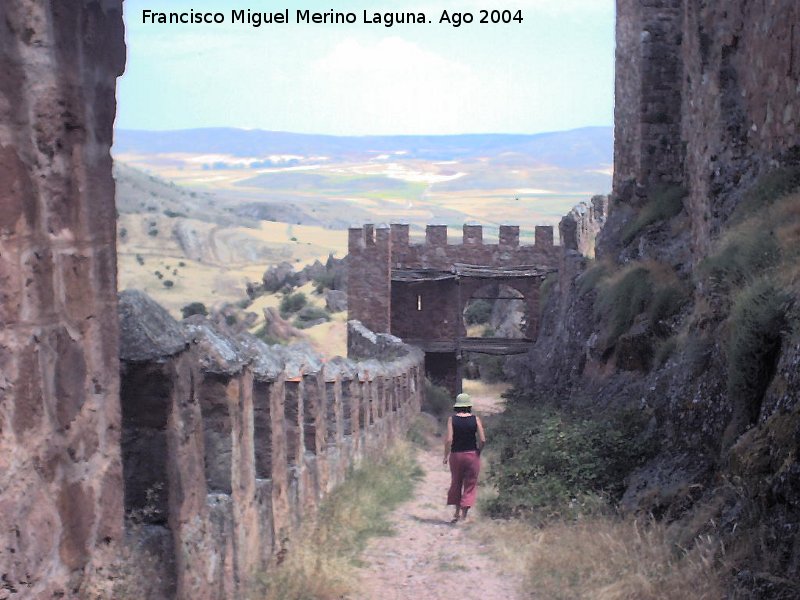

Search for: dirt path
xmin=348 ymin=387 xmax=520 ymax=600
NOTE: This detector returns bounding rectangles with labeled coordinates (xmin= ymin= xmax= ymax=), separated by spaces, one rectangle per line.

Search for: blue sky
xmin=117 ymin=0 xmax=615 ymax=135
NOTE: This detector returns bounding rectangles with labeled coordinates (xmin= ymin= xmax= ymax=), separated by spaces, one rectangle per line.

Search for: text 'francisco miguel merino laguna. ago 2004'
xmin=140 ymin=8 xmax=525 ymax=28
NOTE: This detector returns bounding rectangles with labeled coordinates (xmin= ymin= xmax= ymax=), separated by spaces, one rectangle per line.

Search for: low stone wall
xmin=118 ymin=291 xmax=424 ymax=598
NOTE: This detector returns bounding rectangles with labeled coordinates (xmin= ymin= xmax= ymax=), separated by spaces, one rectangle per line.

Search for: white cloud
xmin=311 ymin=37 xmax=479 ymax=134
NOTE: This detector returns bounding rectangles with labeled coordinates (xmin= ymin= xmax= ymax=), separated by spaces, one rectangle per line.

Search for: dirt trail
xmin=348 ymin=389 xmax=520 ymax=600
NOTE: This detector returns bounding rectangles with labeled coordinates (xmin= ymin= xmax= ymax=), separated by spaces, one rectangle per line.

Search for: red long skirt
xmin=447 ymin=450 xmax=481 ymax=508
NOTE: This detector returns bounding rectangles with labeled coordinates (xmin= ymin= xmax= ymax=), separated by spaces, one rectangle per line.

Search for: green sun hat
xmin=453 ymin=393 xmax=472 ymax=409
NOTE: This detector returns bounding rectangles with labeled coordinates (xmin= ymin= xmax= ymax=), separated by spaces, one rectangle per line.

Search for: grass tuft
xmin=474 ymin=516 xmax=723 ymax=600
xmin=731 ymin=165 xmax=800 ymax=223
xmin=594 ymin=265 xmax=653 ymax=345
xmin=255 ymin=442 xmax=423 ymax=600
xmin=727 ymin=278 xmax=791 ymax=427
xmin=621 ymin=185 xmax=686 ymax=245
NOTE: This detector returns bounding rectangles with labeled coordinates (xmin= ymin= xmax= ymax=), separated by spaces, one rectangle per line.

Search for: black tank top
xmin=451 ymin=415 xmax=478 ymax=452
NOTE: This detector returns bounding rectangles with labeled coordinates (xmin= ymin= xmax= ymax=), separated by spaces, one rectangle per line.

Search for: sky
xmin=117 ymin=0 xmax=615 ymax=135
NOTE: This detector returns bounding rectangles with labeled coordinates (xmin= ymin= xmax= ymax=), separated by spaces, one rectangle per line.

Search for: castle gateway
xmin=346 ymin=223 xmax=562 ymax=394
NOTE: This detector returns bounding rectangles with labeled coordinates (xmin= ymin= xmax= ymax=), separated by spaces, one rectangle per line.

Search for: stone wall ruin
xmin=118 ymin=291 xmax=424 ymax=598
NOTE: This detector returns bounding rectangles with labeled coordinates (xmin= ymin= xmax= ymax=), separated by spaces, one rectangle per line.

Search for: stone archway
xmin=462 ymin=282 xmax=528 ymax=339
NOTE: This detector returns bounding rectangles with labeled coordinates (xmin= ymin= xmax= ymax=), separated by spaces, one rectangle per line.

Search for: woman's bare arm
xmin=444 ymin=417 xmax=453 ymax=464
xmin=476 ymin=416 xmax=486 ymax=451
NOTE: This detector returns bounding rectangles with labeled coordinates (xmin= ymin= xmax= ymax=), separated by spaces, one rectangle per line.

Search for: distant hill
xmin=114 ymin=126 xmax=613 ymax=170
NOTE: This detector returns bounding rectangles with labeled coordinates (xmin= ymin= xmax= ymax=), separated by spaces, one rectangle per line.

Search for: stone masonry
xmin=348 ymin=203 xmax=608 ymax=394
xmin=613 ymin=0 xmax=800 ymax=259
xmin=118 ymin=290 xmax=424 ymax=598
xmin=0 ymin=2 xmax=126 ymax=597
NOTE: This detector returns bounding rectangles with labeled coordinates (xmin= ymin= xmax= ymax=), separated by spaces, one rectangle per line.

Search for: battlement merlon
xmin=378 ymin=223 xmax=559 ymax=248
xmin=352 ymin=223 xmax=565 ymax=254
xmin=348 ymin=223 xmax=392 ymax=253
xmin=498 ymin=225 xmax=520 ymax=248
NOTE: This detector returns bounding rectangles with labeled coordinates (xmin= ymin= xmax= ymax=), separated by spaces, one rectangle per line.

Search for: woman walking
xmin=444 ymin=393 xmax=486 ymax=523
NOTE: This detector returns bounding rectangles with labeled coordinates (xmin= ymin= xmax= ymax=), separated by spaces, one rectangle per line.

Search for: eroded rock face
xmin=0 ymin=1 xmax=125 ymax=595
xmin=520 ymin=1 xmax=800 ymax=594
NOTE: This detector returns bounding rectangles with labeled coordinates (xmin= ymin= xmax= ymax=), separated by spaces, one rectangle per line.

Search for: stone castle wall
xmin=0 ymin=2 xmax=126 ymax=596
xmin=119 ymin=291 xmax=424 ymax=598
xmin=613 ymin=0 xmax=800 ymax=257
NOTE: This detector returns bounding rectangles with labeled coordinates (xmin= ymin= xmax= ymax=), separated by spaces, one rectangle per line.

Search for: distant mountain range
xmin=114 ymin=126 xmax=613 ymax=170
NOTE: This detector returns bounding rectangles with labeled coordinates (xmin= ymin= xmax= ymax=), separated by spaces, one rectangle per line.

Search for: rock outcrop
xmin=518 ymin=1 xmax=800 ymax=595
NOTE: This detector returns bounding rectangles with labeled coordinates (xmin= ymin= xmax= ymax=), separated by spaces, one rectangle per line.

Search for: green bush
xmin=595 ymin=266 xmax=652 ymax=344
xmin=486 ymin=404 xmax=657 ymax=518
xmin=422 ymin=379 xmax=453 ymax=418
xmin=253 ymin=324 xmax=282 ymax=346
xmin=464 ymin=299 xmax=493 ymax=325
xmin=621 ymin=185 xmax=686 ymax=245
xmin=279 ymin=292 xmax=307 ymax=317
xmin=699 ymin=232 xmax=781 ymax=292
xmin=313 ymin=272 xmax=337 ymax=294
xmin=292 ymin=306 xmax=330 ymax=329
xmin=181 ymin=302 xmax=208 ymax=319
xmin=577 ymin=261 xmax=611 ymax=296
xmin=475 ymin=354 xmax=506 ymax=383
xmin=649 ymin=283 xmax=690 ymax=326
xmin=727 ymin=278 xmax=790 ymax=423
xmin=732 ymin=166 xmax=800 ymax=223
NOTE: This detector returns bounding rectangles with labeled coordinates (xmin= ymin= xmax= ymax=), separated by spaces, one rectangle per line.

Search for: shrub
xmin=685 ymin=334 xmax=715 ymax=378
xmin=162 ymin=279 xmax=174 ymax=288
xmin=622 ymin=185 xmax=686 ymax=245
xmin=699 ymin=230 xmax=781 ymax=293
xmin=595 ymin=266 xmax=653 ymax=344
xmin=475 ymin=354 xmax=506 ymax=383
xmin=279 ymin=292 xmax=307 ymax=317
xmin=135 ymin=254 xmax=145 ymax=266
xmin=486 ymin=404 xmax=657 ymax=518
xmin=464 ymin=299 xmax=493 ymax=325
xmin=727 ymin=278 xmax=790 ymax=425
xmin=313 ymin=272 xmax=337 ymax=294
xmin=422 ymin=379 xmax=452 ymax=418
xmin=253 ymin=324 xmax=282 ymax=346
xmin=148 ymin=228 xmax=158 ymax=237
xmin=577 ymin=260 xmax=611 ymax=296
xmin=292 ymin=306 xmax=330 ymax=329
xmin=181 ymin=302 xmax=208 ymax=319
xmin=732 ymin=165 xmax=800 ymax=223
xmin=649 ymin=283 xmax=691 ymax=327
